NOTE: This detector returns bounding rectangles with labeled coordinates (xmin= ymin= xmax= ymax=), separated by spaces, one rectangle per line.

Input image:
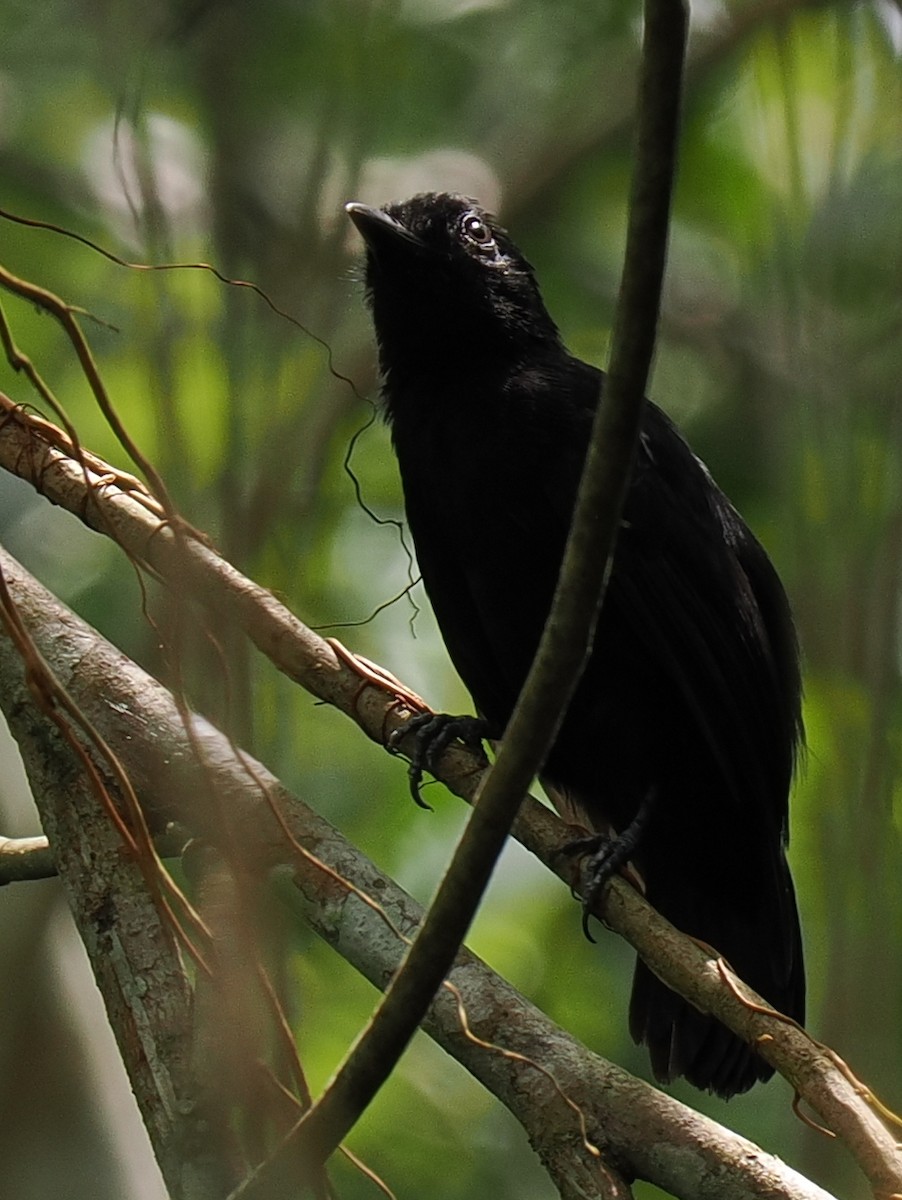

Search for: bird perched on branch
xmin=346 ymin=192 xmax=804 ymax=1097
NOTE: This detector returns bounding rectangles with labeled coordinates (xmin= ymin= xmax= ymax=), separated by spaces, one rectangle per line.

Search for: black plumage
xmin=346 ymin=192 xmax=805 ymax=1097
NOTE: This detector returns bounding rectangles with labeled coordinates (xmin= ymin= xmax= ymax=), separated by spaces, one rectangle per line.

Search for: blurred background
xmin=1 ymin=0 xmax=900 ymax=1197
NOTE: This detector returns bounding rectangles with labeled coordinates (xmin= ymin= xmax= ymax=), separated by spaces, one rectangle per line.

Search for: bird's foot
xmin=557 ymin=787 xmax=657 ymax=941
xmin=388 ymin=712 xmax=491 ymax=809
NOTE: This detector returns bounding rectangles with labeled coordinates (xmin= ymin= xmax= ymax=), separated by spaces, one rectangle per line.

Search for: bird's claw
xmin=390 ymin=712 xmax=490 ymax=808
xmin=557 ymin=787 xmax=657 ymax=941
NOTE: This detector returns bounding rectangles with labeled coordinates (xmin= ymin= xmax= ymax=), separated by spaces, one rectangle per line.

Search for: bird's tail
xmin=628 ymin=848 xmax=805 ymax=1097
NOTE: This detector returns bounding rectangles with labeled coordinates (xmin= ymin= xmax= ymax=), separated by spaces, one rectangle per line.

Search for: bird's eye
xmin=461 ymin=213 xmax=495 ymax=249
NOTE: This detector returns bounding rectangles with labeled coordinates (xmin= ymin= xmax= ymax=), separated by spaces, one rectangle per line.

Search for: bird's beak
xmin=345 ymin=202 xmax=423 ymax=253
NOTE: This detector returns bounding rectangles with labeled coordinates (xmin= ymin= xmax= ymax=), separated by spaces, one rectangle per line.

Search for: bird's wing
xmin=546 ymin=393 xmax=800 ymax=827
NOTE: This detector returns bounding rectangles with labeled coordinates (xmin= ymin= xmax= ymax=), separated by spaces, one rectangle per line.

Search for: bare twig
xmin=0 ymin=835 xmax=55 ymax=884
xmin=0 ymin=828 xmax=192 ymax=887
xmin=0 ymin=262 xmax=176 ymax=514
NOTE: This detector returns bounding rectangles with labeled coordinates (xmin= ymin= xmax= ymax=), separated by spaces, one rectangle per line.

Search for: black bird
xmin=346 ymin=192 xmax=805 ymax=1097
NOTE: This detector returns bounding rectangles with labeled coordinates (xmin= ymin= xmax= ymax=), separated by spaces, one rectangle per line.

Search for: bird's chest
xmin=392 ymin=398 xmax=558 ymax=561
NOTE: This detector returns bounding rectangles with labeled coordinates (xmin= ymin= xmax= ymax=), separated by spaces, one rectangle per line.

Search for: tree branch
xmin=0 ymin=547 xmax=841 ymax=1200
xmin=0 ymin=606 xmax=230 ymax=1199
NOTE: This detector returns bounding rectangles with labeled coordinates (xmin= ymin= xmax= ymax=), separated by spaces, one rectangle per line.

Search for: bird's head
xmin=346 ymin=192 xmax=561 ymax=386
